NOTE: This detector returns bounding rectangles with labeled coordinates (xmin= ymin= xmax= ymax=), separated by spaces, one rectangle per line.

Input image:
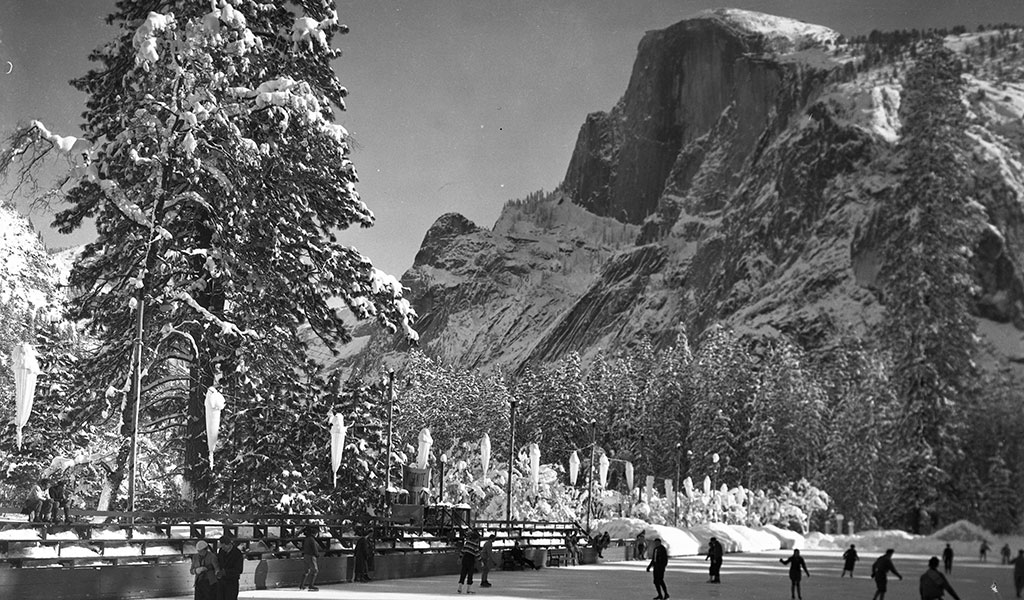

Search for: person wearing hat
xmin=190 ymin=540 xmax=221 ymax=600
xmin=216 ymin=535 xmax=244 ymax=600
xmin=920 ymin=556 xmax=960 ymax=600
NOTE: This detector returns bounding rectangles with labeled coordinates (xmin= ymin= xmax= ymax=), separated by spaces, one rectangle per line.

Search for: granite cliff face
xmin=351 ymin=9 xmax=1024 ymax=375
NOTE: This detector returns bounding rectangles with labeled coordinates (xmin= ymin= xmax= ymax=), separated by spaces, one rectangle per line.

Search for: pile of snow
xmin=759 ymin=524 xmax=804 ymax=549
xmin=932 ymin=520 xmax=996 ymax=542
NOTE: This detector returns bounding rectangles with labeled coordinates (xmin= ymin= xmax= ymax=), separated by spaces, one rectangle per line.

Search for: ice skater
xmin=920 ymin=556 xmax=960 ymax=600
xmin=780 ymin=549 xmax=810 ymax=600
xmin=942 ymin=543 xmax=953 ymax=574
xmin=705 ymin=536 xmax=723 ymax=583
xmin=646 ymin=538 xmax=669 ymax=600
xmin=457 ymin=529 xmax=480 ymax=594
xmin=871 ymin=548 xmax=902 ymax=600
xmin=841 ymin=544 xmax=858 ymax=577
xmin=1012 ymin=549 xmax=1024 ymax=598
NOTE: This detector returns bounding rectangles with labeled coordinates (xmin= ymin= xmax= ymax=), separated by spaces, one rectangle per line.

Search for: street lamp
xmin=505 ymin=398 xmax=518 ymax=526
xmin=712 ymin=452 xmax=720 ymax=491
xmin=439 ymin=453 xmax=447 ymax=503
xmin=674 ymin=443 xmax=682 ymax=527
xmin=384 ymin=369 xmax=395 ymax=511
xmin=585 ymin=419 xmax=597 ymax=534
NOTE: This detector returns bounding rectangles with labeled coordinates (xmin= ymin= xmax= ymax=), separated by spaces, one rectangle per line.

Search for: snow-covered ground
xmin=594 ymin=517 xmax=1023 ymax=560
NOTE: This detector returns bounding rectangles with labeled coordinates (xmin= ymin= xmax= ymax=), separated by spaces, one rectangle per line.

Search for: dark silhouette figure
xmin=920 ymin=556 xmax=960 ymax=600
xmin=511 ymin=540 xmax=539 ymax=570
xmin=1002 ymin=543 xmax=1012 ymax=565
xmin=216 ymin=535 xmax=244 ymax=600
xmin=705 ymin=537 xmax=723 ymax=583
xmin=299 ymin=526 xmax=320 ymax=592
xmin=647 ymin=538 xmax=669 ymax=600
xmin=780 ymin=549 xmax=810 ymax=600
xmin=480 ymin=532 xmax=496 ymax=587
xmin=48 ymin=480 xmax=70 ymax=523
xmin=354 ymin=530 xmax=372 ymax=582
xmin=635 ymin=530 xmax=647 ymax=560
xmin=941 ymin=543 xmax=953 ymax=574
xmin=1012 ymin=549 xmax=1024 ymax=598
xmin=980 ymin=540 xmax=991 ymax=562
xmin=871 ymin=549 xmax=902 ymax=600
xmin=842 ymin=544 xmax=859 ymax=577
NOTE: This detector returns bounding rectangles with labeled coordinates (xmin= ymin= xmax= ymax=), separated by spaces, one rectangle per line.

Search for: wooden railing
xmin=0 ymin=508 xmax=588 ymax=568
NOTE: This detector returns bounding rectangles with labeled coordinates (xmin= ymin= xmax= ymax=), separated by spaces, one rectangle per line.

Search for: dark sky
xmin=2 ymin=0 xmax=1022 ymax=277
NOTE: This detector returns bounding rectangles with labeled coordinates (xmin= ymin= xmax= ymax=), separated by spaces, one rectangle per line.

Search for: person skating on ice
xmin=780 ymin=549 xmax=810 ymax=600
xmin=647 ymin=538 xmax=669 ymax=600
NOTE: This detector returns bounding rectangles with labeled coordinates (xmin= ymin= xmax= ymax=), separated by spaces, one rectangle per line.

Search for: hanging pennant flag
xmin=529 ymin=443 xmax=540 ymax=496
xmin=204 ymin=387 xmax=226 ymax=469
xmin=569 ymin=450 xmax=580 ymax=486
xmin=598 ymin=454 xmax=609 ymax=488
xmin=645 ymin=475 xmax=655 ymax=503
xmin=330 ymin=413 xmax=348 ymax=488
xmin=480 ymin=433 xmax=492 ymax=479
xmin=416 ymin=428 xmax=433 ymax=469
xmin=625 ymin=461 xmax=634 ymax=494
xmin=11 ymin=343 xmax=41 ymax=450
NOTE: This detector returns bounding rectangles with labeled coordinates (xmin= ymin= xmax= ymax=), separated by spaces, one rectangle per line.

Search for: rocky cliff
xmin=349 ymin=9 xmax=1024 ymax=376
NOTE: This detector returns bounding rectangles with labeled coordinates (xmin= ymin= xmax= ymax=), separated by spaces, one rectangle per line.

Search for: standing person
xmin=941 ymin=543 xmax=954 ymax=574
xmin=564 ymin=533 xmax=579 ymax=566
xmin=981 ymin=540 xmax=991 ymax=562
xmin=871 ymin=549 xmax=902 ymax=600
xmin=190 ymin=540 xmax=221 ymax=600
xmin=479 ymin=532 xmax=496 ymax=588
xmin=48 ymin=479 xmax=70 ymax=524
xmin=354 ymin=529 xmax=372 ymax=583
xmin=635 ymin=530 xmax=647 ymax=560
xmin=646 ymin=538 xmax=669 ymax=600
xmin=1011 ymin=549 xmax=1024 ymax=598
xmin=780 ymin=549 xmax=811 ymax=600
xmin=1002 ymin=543 xmax=1012 ymax=565
xmin=841 ymin=544 xmax=859 ymax=577
xmin=456 ymin=529 xmax=480 ymax=594
xmin=705 ymin=537 xmax=723 ymax=583
xmin=299 ymin=526 xmax=321 ymax=592
xmin=216 ymin=535 xmax=243 ymax=600
xmin=920 ymin=556 xmax=961 ymax=600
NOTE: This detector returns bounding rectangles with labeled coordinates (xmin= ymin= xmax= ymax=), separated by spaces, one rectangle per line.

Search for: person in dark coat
xmin=871 ymin=548 xmax=902 ymax=600
xmin=48 ymin=480 xmax=70 ymax=524
xmin=920 ymin=556 xmax=960 ymax=600
xmin=841 ymin=544 xmax=859 ymax=577
xmin=22 ymin=478 xmax=52 ymax=522
xmin=941 ymin=543 xmax=954 ymax=574
xmin=780 ymin=549 xmax=811 ymax=600
xmin=1011 ymin=549 xmax=1024 ymax=598
xmin=299 ymin=526 xmax=321 ymax=592
xmin=480 ymin=532 xmax=496 ymax=587
xmin=1002 ymin=543 xmax=1012 ymax=565
xmin=354 ymin=530 xmax=372 ymax=582
xmin=981 ymin=540 xmax=991 ymax=562
xmin=646 ymin=538 xmax=669 ymax=600
xmin=705 ymin=537 xmax=723 ymax=583
xmin=215 ymin=535 xmax=244 ymax=600
xmin=635 ymin=530 xmax=647 ymax=560
xmin=511 ymin=539 xmax=539 ymax=570
xmin=457 ymin=529 xmax=480 ymax=594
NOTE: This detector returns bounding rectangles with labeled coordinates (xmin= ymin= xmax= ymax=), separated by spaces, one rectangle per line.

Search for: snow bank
xmin=759 ymin=524 xmax=804 ymax=549
xmin=932 ymin=520 xmax=995 ymax=542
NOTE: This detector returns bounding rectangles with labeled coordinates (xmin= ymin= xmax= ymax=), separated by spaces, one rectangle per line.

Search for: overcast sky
xmin=2 ymin=0 xmax=1023 ymax=277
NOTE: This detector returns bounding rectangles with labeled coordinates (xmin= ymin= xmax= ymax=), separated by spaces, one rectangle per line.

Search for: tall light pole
xmin=439 ymin=453 xmax=447 ymax=503
xmin=674 ymin=443 xmax=682 ymax=527
xmin=585 ymin=419 xmax=597 ymax=534
xmin=384 ymin=369 xmax=395 ymax=511
xmin=505 ymin=398 xmax=518 ymax=526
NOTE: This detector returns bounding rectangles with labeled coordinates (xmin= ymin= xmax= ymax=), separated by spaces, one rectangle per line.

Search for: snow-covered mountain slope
xmin=347 ymin=13 xmax=1024 ymax=376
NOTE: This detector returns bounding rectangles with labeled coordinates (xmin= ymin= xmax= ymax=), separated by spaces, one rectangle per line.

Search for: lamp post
xmin=712 ymin=452 xmax=720 ymax=491
xmin=585 ymin=419 xmax=597 ymax=534
xmin=384 ymin=369 xmax=395 ymax=510
xmin=439 ymin=453 xmax=447 ymax=503
xmin=505 ymin=398 xmax=518 ymax=526
xmin=674 ymin=443 xmax=682 ymax=527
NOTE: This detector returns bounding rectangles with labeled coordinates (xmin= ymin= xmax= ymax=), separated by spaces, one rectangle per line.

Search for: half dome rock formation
xmin=346 ymin=10 xmax=1024 ymax=376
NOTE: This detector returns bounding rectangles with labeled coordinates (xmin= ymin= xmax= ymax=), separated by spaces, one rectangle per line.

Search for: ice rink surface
xmin=154 ymin=548 xmax=1019 ymax=600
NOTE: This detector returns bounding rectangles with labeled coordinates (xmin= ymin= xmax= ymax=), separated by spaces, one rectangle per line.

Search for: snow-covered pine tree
xmin=1 ymin=1 xmax=416 ymax=508
xmin=877 ymin=38 xmax=980 ymax=532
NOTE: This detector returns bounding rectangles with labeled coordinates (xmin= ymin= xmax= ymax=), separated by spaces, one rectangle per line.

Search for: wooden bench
xmin=546 ymin=549 xmax=568 ymax=567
